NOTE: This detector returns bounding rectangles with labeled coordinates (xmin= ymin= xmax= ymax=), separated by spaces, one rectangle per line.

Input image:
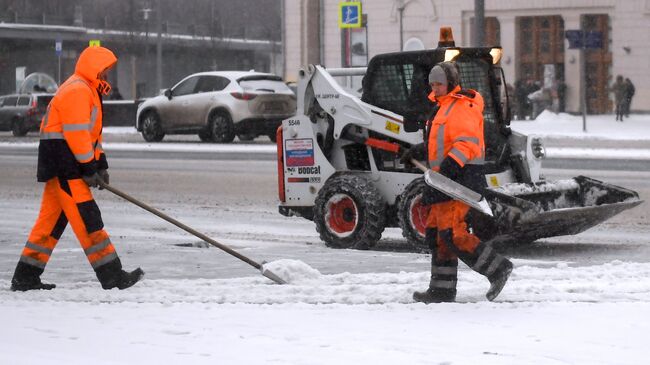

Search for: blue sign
xmin=339 ymin=2 xmax=362 ymax=28
xmin=565 ymin=30 xmax=603 ymax=49
xmin=565 ymin=30 xmax=582 ymax=49
xmin=55 ymin=40 xmax=62 ymax=56
xmin=585 ymin=31 xmax=603 ymax=49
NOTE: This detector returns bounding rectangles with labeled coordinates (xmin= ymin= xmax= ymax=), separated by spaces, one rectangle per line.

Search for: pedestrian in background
xmin=110 ymin=87 xmax=123 ymax=100
xmin=10 ymin=46 xmax=144 ymax=291
xmin=557 ymin=80 xmax=567 ymax=113
xmin=610 ymin=75 xmax=626 ymax=121
xmin=623 ymin=77 xmax=635 ymax=118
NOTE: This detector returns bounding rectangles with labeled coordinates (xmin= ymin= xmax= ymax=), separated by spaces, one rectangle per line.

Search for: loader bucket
xmin=485 ymin=176 xmax=643 ymax=245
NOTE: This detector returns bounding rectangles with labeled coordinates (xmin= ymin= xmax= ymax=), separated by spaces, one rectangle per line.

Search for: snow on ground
xmin=2 ymin=260 xmax=650 ymax=365
xmin=1 ymin=114 xmax=650 ymax=364
xmin=511 ymin=111 xmax=650 ymax=140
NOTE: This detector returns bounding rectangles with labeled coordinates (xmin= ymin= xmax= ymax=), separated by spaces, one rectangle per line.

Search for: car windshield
xmin=238 ymin=76 xmax=291 ymax=93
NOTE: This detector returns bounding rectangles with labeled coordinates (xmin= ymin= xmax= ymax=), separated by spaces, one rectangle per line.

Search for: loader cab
xmin=361 ymin=46 xmax=511 ymax=171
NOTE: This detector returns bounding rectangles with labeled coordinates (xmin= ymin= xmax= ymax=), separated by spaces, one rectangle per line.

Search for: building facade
xmin=0 ymin=0 xmax=282 ymax=99
xmin=284 ymin=0 xmax=650 ymax=114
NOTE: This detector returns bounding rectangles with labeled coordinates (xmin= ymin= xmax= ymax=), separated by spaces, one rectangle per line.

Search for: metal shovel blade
xmin=423 ymin=169 xmax=494 ymax=217
xmin=260 ymin=265 xmax=287 ymax=285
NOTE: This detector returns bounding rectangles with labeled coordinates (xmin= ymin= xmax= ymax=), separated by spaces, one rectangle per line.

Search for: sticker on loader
xmin=285 ymin=138 xmax=315 ymax=167
xmin=385 ymin=120 xmax=400 ymax=134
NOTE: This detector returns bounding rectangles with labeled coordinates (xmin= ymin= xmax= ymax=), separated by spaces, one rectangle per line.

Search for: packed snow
xmin=1 ymin=112 xmax=649 ymax=364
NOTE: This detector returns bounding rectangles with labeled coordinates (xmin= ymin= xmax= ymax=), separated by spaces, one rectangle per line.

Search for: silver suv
xmin=0 ymin=93 xmax=54 ymax=136
xmin=135 ymin=71 xmax=296 ymax=143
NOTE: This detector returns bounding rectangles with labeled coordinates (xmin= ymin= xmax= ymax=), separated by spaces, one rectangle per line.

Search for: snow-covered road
xmin=1 ymin=113 xmax=649 ymax=364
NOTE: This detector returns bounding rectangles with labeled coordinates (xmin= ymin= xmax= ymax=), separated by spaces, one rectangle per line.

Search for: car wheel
xmin=198 ymin=129 xmax=212 ymax=142
xmin=11 ymin=118 xmax=28 ymax=137
xmin=397 ymin=178 xmax=431 ymax=251
xmin=141 ymin=111 xmax=165 ymax=142
xmin=237 ymin=133 xmax=256 ymax=141
xmin=313 ymin=174 xmax=387 ymax=249
xmin=209 ymin=111 xmax=235 ymax=143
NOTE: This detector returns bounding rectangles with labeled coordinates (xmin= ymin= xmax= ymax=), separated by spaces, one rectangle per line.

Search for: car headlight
xmin=531 ymin=137 xmax=546 ymax=159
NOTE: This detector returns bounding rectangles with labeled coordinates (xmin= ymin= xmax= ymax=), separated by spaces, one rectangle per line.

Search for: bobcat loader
xmin=276 ymin=31 xmax=642 ymax=250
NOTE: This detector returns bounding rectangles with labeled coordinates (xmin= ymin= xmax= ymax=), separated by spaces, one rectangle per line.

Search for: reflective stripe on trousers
xmin=19 ymin=177 xmax=118 ymax=270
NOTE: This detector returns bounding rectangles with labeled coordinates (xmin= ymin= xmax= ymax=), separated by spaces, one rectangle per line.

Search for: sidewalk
xmin=1 ymin=112 xmax=649 ymax=160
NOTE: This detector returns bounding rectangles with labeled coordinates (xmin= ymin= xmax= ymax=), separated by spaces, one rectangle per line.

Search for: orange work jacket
xmin=427 ymin=85 xmax=485 ymax=170
xmin=37 ymin=47 xmax=117 ymax=182
xmin=425 ymin=85 xmax=486 ymax=199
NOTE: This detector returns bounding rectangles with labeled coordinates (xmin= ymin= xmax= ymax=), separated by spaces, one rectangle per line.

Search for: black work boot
xmin=458 ymin=241 xmax=514 ymax=301
xmin=486 ymin=259 xmax=513 ymax=301
xmin=95 ymin=257 xmax=145 ymax=290
xmin=413 ymin=247 xmax=458 ymax=304
xmin=10 ymin=261 xmax=56 ymax=291
xmin=413 ymin=288 xmax=456 ymax=303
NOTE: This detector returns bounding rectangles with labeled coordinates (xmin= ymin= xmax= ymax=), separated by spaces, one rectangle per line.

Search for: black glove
xmin=400 ymin=143 xmax=425 ymax=166
xmin=82 ymin=173 xmax=102 ymax=188
xmin=439 ymin=156 xmax=462 ymax=181
xmin=97 ymin=169 xmax=109 ymax=190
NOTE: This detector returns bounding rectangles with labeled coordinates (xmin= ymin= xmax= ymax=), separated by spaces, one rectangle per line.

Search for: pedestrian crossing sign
xmin=339 ymin=2 xmax=362 ymax=28
xmin=89 ymin=40 xmax=101 ymax=47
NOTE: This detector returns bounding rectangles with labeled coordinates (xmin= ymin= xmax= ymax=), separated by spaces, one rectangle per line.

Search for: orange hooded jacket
xmin=37 ymin=46 xmax=117 ymax=182
xmin=425 ymin=85 xmax=487 ymax=201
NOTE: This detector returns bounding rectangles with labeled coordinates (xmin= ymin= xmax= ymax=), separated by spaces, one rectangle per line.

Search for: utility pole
xmin=156 ymin=0 xmax=162 ymax=93
xmin=474 ymin=0 xmax=485 ymax=47
xmin=580 ymin=15 xmax=588 ymax=132
xmin=141 ymin=4 xmax=152 ymax=96
xmin=396 ymin=0 xmax=413 ymax=51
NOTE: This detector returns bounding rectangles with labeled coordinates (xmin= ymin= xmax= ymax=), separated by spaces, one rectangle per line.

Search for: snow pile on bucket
xmin=262 ymin=259 xmax=322 ymax=284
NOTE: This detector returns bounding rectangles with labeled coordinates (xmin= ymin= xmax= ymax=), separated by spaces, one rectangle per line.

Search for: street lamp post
xmin=396 ymin=0 xmax=413 ymax=51
xmin=141 ymin=5 xmax=152 ymax=96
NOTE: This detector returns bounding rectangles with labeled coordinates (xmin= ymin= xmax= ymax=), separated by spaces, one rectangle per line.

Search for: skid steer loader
xmin=276 ymin=31 xmax=642 ymax=250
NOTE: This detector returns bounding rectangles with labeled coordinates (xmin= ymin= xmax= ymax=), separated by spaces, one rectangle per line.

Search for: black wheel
xmin=11 ymin=118 xmax=28 ymax=137
xmin=397 ymin=178 xmax=431 ymax=251
xmin=237 ymin=133 xmax=256 ymax=141
xmin=313 ymin=174 xmax=387 ymax=249
xmin=209 ymin=111 xmax=235 ymax=143
xmin=198 ymin=129 xmax=212 ymax=142
xmin=141 ymin=111 xmax=165 ymax=142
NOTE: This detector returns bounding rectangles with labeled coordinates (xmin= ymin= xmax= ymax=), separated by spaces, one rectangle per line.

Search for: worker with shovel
xmin=401 ymin=61 xmax=513 ymax=303
xmin=10 ymin=46 xmax=144 ymax=291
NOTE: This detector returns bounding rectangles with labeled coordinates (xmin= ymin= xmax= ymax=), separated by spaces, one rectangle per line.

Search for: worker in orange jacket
xmin=402 ymin=61 xmax=513 ymax=303
xmin=10 ymin=46 xmax=144 ymax=291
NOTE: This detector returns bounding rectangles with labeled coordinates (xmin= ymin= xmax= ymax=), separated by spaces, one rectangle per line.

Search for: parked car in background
xmin=135 ymin=71 xmax=296 ymax=143
xmin=0 ymin=93 xmax=53 ymax=136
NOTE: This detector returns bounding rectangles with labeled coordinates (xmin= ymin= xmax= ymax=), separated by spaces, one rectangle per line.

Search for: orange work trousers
xmin=426 ymin=200 xmax=480 ymax=261
xmin=18 ymin=177 xmax=118 ymax=270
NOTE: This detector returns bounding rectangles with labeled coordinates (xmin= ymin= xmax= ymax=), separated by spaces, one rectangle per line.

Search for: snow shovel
xmin=410 ymin=159 xmax=493 ymax=217
xmin=97 ymin=181 xmax=286 ymax=284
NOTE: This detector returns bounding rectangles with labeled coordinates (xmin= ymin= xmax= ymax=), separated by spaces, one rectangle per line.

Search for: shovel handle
xmin=410 ymin=159 xmax=429 ymax=172
xmin=98 ymin=181 xmax=263 ymax=270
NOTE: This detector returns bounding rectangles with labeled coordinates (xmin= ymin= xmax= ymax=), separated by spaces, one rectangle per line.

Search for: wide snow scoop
xmin=411 ymin=159 xmax=493 ymax=216
xmin=98 ymin=181 xmax=286 ymax=284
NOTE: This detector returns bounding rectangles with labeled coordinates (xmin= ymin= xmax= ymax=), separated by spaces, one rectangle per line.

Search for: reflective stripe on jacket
xmin=37 ymin=47 xmax=116 ymax=182
xmin=427 ymin=85 xmax=485 ymax=170
xmin=426 ymin=86 xmax=487 ymax=201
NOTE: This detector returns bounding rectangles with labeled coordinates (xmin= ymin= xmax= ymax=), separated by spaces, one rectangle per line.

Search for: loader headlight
xmin=531 ymin=137 xmax=546 ymax=159
xmin=489 ymin=47 xmax=503 ymax=64
xmin=444 ymin=49 xmax=461 ymax=62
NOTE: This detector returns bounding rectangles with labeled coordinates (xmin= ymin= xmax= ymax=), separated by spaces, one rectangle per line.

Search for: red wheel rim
xmin=325 ymin=194 xmax=358 ymax=236
xmin=409 ymin=195 xmax=428 ymax=237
